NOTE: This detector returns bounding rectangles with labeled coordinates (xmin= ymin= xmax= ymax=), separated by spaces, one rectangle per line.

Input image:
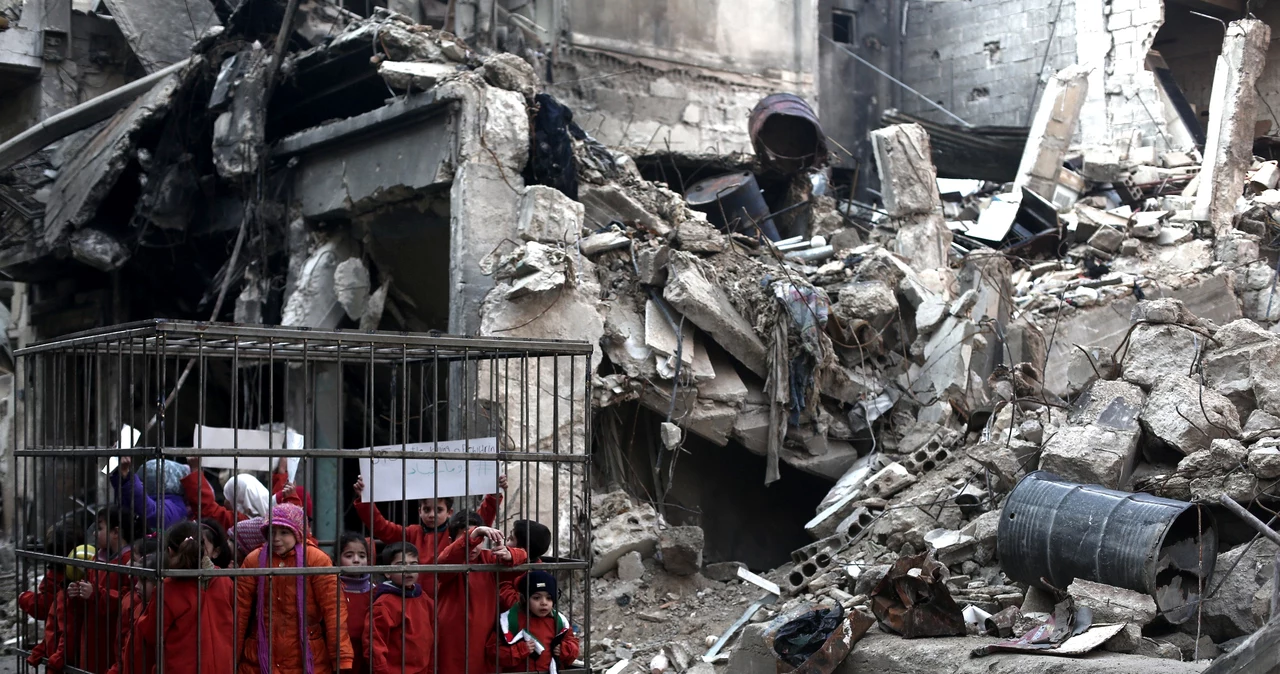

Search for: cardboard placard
xmin=358 ymin=437 xmax=498 ymax=502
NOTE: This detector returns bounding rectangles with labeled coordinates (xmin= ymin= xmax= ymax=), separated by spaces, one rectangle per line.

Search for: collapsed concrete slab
xmin=663 ymin=251 xmax=768 ymax=377
xmin=1204 ymin=318 xmax=1280 ymax=419
xmin=1193 ymin=19 xmax=1271 ymax=232
xmin=1068 ymin=579 xmax=1158 ymax=627
xmin=871 ymin=123 xmax=942 ymax=218
xmin=1039 ymin=424 xmax=1139 ymax=490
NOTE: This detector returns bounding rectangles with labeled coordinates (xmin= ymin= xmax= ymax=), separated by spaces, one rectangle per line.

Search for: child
xmin=235 ymin=504 xmax=353 ymax=674
xmin=435 ymin=512 xmax=526 ymax=674
xmin=67 ymin=505 xmax=140 ymax=673
xmin=182 ymin=457 xmax=293 ymax=530
xmin=106 ymin=551 xmax=158 ymax=674
xmin=492 ymin=571 xmax=580 ymax=673
xmin=338 ymin=532 xmax=374 ymax=674
xmin=136 ymin=521 xmax=236 ymax=673
xmin=498 ymin=520 xmax=552 ymax=610
xmin=351 ymin=474 xmax=507 ymax=566
xmin=112 ymin=457 xmax=191 ymax=530
xmin=368 ymin=542 xmax=435 ymax=674
xmin=201 ymin=517 xmax=236 ymax=569
xmin=23 ymin=527 xmax=81 ymax=674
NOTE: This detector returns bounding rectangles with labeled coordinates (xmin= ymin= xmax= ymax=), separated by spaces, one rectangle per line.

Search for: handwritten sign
xmin=358 ymin=437 xmax=498 ymax=502
xmin=193 ymin=425 xmax=302 ymax=481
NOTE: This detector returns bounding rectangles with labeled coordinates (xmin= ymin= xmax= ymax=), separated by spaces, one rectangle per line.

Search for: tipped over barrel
xmin=998 ymin=471 xmax=1216 ymax=624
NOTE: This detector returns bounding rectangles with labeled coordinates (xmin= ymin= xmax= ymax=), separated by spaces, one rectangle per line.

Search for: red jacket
xmin=353 ymin=494 xmax=502 ymax=559
xmin=25 ymin=587 xmax=68 ymax=673
xmin=19 ymin=570 xmax=64 ymax=620
xmin=491 ymin=609 xmax=580 ymax=673
xmin=137 ymin=577 xmax=236 ymax=674
xmin=434 ymin=529 xmax=528 ymax=674
xmin=368 ymin=586 xmax=435 ymax=674
xmin=69 ymin=548 xmax=132 ymax=673
xmin=180 ymin=471 xmax=292 ymax=531
xmin=497 ymin=553 xmax=540 ymax=612
xmin=105 ymin=589 xmax=151 ymax=674
xmin=343 ymin=581 xmax=373 ymax=674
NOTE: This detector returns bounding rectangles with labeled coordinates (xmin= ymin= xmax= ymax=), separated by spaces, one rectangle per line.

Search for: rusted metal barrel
xmin=685 ymin=171 xmax=781 ymax=241
xmin=998 ymin=471 xmax=1217 ymax=624
xmin=748 ymin=93 xmax=828 ymax=173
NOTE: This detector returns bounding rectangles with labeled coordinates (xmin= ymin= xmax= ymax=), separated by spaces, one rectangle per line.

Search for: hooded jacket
xmin=368 ymin=582 xmax=435 ymax=674
xmin=235 ymin=543 xmax=352 ymax=673
xmin=113 ymin=470 xmax=189 ymax=531
xmin=25 ymin=586 xmax=68 ymax=673
xmin=69 ymin=547 xmax=132 ymax=673
xmin=490 ymin=603 xmax=580 ymax=674
xmin=105 ymin=586 xmax=151 ymax=674
xmin=137 ymin=575 xmax=237 ymax=674
xmin=433 ymin=528 xmax=527 ymax=674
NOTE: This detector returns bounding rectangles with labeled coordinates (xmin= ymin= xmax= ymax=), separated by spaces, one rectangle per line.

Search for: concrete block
xmin=1070 ymin=379 xmax=1146 ymax=432
xmin=864 ymin=462 xmax=917 ymax=499
xmin=1204 ymin=318 xmax=1280 ymax=418
xmin=870 ymin=123 xmax=942 ymax=217
xmin=517 ymin=185 xmax=584 ymax=243
xmin=1068 ymin=579 xmax=1158 ymax=626
xmin=1200 ymin=538 xmax=1278 ymax=640
xmin=1040 ymin=424 xmax=1139 ymax=489
xmin=1248 ymin=446 xmax=1280 ymax=478
xmin=617 ymin=550 xmax=645 ymax=581
xmin=658 ymin=526 xmax=703 ymax=576
xmin=1119 ymin=323 xmax=1200 ymax=389
xmin=1140 ymin=375 xmax=1241 ymax=455
xmin=590 ymin=500 xmax=660 ymax=577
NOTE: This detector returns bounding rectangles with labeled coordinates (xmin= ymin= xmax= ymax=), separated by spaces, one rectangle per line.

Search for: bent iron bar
xmin=13 ymin=321 xmax=593 ymax=673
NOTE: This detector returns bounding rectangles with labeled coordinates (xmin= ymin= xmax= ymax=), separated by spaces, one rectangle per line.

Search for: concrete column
xmin=1074 ymin=0 xmax=1109 ymax=144
xmin=312 ymin=363 xmax=340 ymax=553
xmin=1194 ymin=19 xmax=1270 ymax=233
xmin=870 ymin=123 xmax=952 ymax=273
xmin=1015 ymin=65 xmax=1089 ymax=202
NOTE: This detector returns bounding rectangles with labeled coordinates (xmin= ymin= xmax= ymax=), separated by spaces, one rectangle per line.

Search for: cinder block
xmin=1108 ymin=10 xmax=1133 ymax=30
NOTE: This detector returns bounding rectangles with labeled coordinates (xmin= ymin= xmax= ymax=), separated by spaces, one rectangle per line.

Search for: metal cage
xmin=12 ymin=320 xmax=593 ymax=673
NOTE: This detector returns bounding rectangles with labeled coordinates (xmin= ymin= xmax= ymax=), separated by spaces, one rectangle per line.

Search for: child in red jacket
xmin=435 ymin=513 xmax=526 ymax=674
xmin=498 ymin=520 xmax=552 ymax=611
xmin=351 ymin=475 xmax=507 ymax=568
xmin=137 ymin=521 xmax=236 ymax=674
xmin=338 ymin=532 xmax=375 ymax=674
xmin=68 ymin=505 xmax=141 ymax=673
xmin=106 ymin=550 xmax=158 ymax=674
xmin=492 ymin=571 xmax=580 ymax=673
xmin=368 ymin=542 xmax=436 ymax=674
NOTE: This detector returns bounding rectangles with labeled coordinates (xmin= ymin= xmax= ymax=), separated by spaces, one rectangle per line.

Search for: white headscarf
xmin=223 ymin=474 xmax=270 ymax=519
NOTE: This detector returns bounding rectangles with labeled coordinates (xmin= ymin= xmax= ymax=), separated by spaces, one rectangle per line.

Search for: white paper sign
xmin=358 ymin=437 xmax=498 ymax=502
xmin=102 ymin=425 xmax=142 ymax=474
xmin=193 ymin=425 xmax=303 ymax=481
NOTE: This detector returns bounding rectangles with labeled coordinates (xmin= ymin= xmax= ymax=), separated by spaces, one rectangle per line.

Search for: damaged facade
xmin=5 ymin=0 xmax=1280 ymax=671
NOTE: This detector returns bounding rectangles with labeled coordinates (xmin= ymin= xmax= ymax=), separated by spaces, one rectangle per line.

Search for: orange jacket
xmin=435 ymin=529 xmax=528 ymax=674
xmin=138 ymin=577 xmax=236 ymax=674
xmin=490 ymin=610 xmax=581 ymax=673
xmin=235 ymin=544 xmax=353 ymax=674
xmin=368 ymin=586 xmax=435 ymax=674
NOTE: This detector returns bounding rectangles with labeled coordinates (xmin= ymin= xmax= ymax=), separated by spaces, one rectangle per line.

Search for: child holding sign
xmin=351 ymin=473 xmax=507 ymax=579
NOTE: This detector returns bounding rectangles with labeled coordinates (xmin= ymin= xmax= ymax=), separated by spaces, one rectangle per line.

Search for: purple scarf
xmin=256 ymin=544 xmax=313 ymax=674
xmin=340 ymin=573 xmax=372 ymax=594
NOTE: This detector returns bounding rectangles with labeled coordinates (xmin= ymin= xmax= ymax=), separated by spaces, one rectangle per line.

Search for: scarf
xmin=499 ymin=602 xmax=571 ymax=674
xmin=340 ymin=574 xmax=372 ymax=594
xmin=224 ymin=475 xmax=270 ymax=519
xmin=374 ymin=581 xmax=422 ymax=600
xmin=256 ymin=544 xmax=312 ymax=674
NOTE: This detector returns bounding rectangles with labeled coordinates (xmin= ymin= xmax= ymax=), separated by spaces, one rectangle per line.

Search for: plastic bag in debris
xmin=772 ymin=603 xmax=845 ymax=666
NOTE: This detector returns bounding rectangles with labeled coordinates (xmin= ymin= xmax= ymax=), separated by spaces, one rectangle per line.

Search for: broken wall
xmin=550 ymin=0 xmax=818 ymax=156
xmin=900 ymin=0 xmax=1077 ymax=126
xmin=819 ymin=0 xmax=902 ymax=177
xmin=1161 ymin=3 xmax=1280 ymax=141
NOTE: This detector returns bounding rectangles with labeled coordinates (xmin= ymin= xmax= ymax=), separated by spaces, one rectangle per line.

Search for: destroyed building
xmin=5 ymin=0 xmax=1280 ymax=671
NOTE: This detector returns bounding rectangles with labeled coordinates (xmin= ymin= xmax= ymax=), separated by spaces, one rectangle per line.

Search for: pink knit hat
xmin=231 ymin=517 xmax=266 ymax=555
xmin=261 ymin=503 xmax=307 ymax=540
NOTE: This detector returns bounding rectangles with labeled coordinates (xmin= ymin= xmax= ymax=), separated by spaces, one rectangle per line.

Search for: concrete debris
xmin=1067 ymin=579 xmax=1158 ymax=627
xmin=15 ymin=7 xmax=1280 ymax=671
